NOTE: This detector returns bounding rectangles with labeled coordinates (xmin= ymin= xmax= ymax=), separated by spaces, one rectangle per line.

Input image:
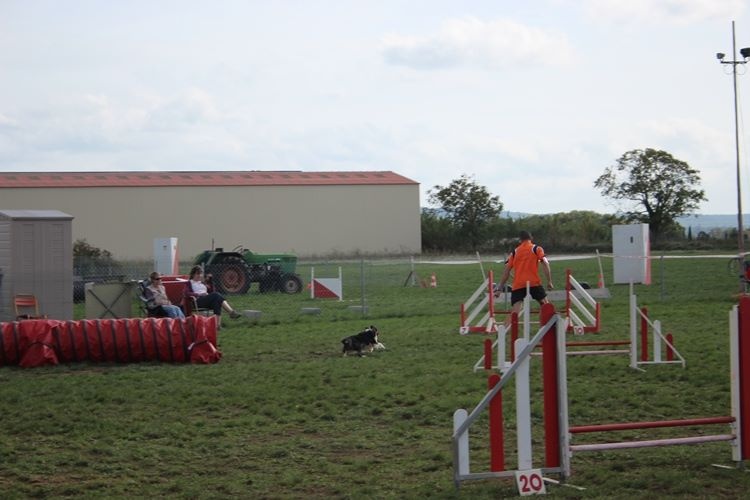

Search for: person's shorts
xmin=510 ymin=285 xmax=547 ymax=305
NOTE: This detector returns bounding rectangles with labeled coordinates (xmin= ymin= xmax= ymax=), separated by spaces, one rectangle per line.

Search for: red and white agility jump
xmin=460 ymin=269 xmax=601 ymax=337
xmin=452 ymin=299 xmax=750 ymax=489
xmin=462 ymin=271 xmax=684 ymax=372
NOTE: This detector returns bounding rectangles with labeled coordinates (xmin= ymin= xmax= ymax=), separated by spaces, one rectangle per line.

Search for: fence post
xmin=359 ymin=259 xmax=366 ymax=316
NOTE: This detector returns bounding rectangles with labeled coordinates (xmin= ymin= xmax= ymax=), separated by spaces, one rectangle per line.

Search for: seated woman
xmin=187 ymin=266 xmax=242 ymax=325
xmin=146 ymin=272 xmax=185 ymax=319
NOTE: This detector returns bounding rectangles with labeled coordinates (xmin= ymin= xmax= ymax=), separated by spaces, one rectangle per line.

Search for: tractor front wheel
xmin=281 ymin=274 xmax=303 ymax=294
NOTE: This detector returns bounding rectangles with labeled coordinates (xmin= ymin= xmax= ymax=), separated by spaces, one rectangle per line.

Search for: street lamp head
xmin=717 ymin=52 xmax=726 ymax=60
xmin=741 ymin=47 xmax=750 ymax=59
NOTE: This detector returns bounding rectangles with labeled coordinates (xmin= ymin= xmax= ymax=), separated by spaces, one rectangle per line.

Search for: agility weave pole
xmin=452 ymin=299 xmax=750 ymax=489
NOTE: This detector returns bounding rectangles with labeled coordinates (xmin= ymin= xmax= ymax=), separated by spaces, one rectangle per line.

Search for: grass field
xmin=2 ymin=254 xmax=750 ymax=498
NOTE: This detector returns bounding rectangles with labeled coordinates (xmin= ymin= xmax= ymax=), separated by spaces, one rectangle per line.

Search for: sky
xmin=2 ymin=1 xmax=750 ymax=215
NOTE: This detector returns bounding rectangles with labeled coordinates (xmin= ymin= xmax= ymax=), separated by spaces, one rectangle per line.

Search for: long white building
xmin=0 ymin=171 xmax=421 ymax=260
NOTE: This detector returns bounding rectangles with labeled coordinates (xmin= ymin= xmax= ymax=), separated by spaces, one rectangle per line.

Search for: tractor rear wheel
xmin=212 ymin=256 xmax=251 ymax=294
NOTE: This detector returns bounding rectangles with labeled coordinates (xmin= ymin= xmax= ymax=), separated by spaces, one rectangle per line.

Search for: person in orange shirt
xmin=496 ymin=231 xmax=554 ymax=321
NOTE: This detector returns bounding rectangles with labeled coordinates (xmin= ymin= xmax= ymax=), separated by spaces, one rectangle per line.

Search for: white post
xmin=497 ymin=324 xmax=507 ymax=372
xmin=556 ymin=316 xmax=572 ymax=478
xmin=310 ymin=267 xmax=315 ymax=299
xmin=453 ymin=409 xmax=470 ymax=476
xmin=515 ymin=338 xmax=533 ymax=470
xmin=476 ymin=251 xmax=486 ymax=280
xmin=409 ymin=256 xmax=416 ymax=287
xmin=338 ymin=266 xmax=343 ymax=301
xmin=653 ymin=319 xmax=662 ymax=362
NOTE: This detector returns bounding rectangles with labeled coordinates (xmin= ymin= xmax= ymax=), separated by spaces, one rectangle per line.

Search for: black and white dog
xmin=341 ymin=325 xmax=385 ymax=357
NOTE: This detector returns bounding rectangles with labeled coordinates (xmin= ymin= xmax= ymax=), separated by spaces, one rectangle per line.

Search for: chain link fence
xmin=8 ymin=252 xmax=736 ymax=324
xmin=66 ymin=256 xmax=470 ymax=323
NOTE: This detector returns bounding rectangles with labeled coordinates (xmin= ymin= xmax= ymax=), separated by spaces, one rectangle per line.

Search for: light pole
xmin=717 ymin=21 xmax=750 ymax=291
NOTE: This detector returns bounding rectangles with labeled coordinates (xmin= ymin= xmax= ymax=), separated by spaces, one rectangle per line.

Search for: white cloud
xmin=382 ymin=17 xmax=576 ymax=70
xmin=145 ymin=88 xmax=228 ymax=131
xmin=582 ymin=0 xmax=745 ymax=24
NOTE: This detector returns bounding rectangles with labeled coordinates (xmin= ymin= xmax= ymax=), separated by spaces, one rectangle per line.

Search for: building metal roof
xmin=0 ymin=171 xmax=418 ymax=188
xmin=0 ymin=209 xmax=74 ymax=220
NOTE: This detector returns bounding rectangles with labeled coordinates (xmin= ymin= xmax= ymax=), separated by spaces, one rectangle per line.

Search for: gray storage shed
xmin=0 ymin=210 xmax=74 ymax=321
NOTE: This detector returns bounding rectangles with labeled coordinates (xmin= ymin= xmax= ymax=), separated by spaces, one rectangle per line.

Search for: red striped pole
xmin=666 ymin=333 xmax=674 ymax=362
xmin=565 ymin=269 xmax=572 ymax=332
xmin=488 ymin=373 xmax=504 ymax=471
xmin=594 ymin=302 xmax=601 ymax=334
xmin=570 ymin=416 xmax=735 ymax=434
xmin=640 ymin=307 xmax=649 ymax=362
xmin=739 ymin=296 xmax=750 ymax=460
xmin=484 ymin=339 xmax=492 ymax=370
xmin=566 ymin=340 xmax=630 ymax=347
xmin=511 ymin=312 xmax=519 ymax=361
xmin=541 ymin=302 xmax=560 ymax=468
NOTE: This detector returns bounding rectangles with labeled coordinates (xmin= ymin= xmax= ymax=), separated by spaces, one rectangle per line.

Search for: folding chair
xmin=137 ymin=280 xmax=169 ymax=318
xmin=183 ymin=281 xmax=213 ymax=317
xmin=14 ymin=294 xmax=48 ymax=320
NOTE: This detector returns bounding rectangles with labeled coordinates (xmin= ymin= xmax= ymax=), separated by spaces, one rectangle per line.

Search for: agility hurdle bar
xmin=559 ymin=297 xmax=750 ymax=476
xmin=310 ymin=266 xmax=343 ymax=300
xmin=455 ymin=298 xmax=750 ymax=489
xmin=461 ymin=270 xmax=601 ymax=337
xmin=476 ymin=293 xmax=678 ymax=368
xmin=473 ymin=315 xmax=519 ymax=373
xmin=453 ymin=304 xmax=570 ymax=485
xmin=459 ymin=270 xmax=497 ymax=335
xmin=459 ymin=272 xmax=543 ymax=338
xmin=629 ymin=282 xmax=684 ymax=370
xmin=565 ymin=269 xmax=601 ymax=334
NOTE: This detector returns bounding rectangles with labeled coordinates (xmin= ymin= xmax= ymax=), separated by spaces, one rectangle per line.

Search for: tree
xmin=594 ymin=148 xmax=706 ymax=239
xmin=73 ymin=239 xmax=117 ymax=275
xmin=427 ymin=174 xmax=503 ymax=251
xmin=420 ymin=208 xmax=459 ymax=252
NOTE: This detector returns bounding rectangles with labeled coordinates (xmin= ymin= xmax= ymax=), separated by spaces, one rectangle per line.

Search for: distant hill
xmin=502 ymin=212 xmax=748 ymax=231
xmin=430 ymin=208 xmax=747 ymax=231
xmin=676 ymin=214 xmax=749 ymax=231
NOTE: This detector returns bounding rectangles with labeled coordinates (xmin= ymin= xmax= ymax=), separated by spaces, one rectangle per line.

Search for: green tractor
xmin=193 ymin=246 xmax=304 ymax=295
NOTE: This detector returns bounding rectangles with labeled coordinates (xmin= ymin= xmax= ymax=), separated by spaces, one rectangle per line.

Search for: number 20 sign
xmin=515 ymin=469 xmax=546 ymax=496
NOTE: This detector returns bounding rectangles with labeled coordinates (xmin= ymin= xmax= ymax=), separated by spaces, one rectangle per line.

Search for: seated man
xmin=146 ymin=272 xmax=185 ymax=319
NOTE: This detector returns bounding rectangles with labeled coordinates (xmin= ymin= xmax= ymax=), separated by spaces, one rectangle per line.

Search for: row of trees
xmin=423 ymin=148 xmax=718 ymax=253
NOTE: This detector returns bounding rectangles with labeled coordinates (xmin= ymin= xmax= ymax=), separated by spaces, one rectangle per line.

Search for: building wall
xmin=0 ymin=220 xmax=10 ymax=319
xmin=0 ymin=184 xmax=421 ymax=260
